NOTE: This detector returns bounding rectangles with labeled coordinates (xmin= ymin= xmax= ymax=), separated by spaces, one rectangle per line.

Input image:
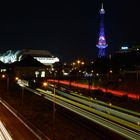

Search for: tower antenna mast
xmin=96 ymin=3 xmax=108 ymax=58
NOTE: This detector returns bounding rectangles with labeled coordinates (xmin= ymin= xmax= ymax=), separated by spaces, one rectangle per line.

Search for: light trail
xmin=69 ymin=90 xmax=140 ymax=117
xmin=0 ymin=99 xmax=50 ymax=140
xmin=36 ymin=88 xmax=140 ymax=132
xmin=0 ymin=121 xmax=13 ymax=140
xmin=25 ymin=86 xmax=140 ymax=140
xmin=47 ymin=80 xmax=140 ymax=100
xmin=43 ymin=86 xmax=140 ymax=125
xmin=0 ymin=131 xmax=5 ymax=140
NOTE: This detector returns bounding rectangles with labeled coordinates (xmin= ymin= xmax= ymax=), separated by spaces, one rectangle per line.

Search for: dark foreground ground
xmin=0 ymin=79 xmax=132 ymax=140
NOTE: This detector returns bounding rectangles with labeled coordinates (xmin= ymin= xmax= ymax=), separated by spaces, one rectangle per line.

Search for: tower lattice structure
xmin=96 ymin=3 xmax=108 ymax=58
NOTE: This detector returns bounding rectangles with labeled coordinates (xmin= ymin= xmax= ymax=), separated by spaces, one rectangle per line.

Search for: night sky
xmin=0 ymin=0 xmax=140 ymax=62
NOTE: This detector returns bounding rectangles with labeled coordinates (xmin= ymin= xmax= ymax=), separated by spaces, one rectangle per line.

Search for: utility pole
xmin=21 ymin=86 xmax=24 ymax=105
xmin=53 ymin=86 xmax=56 ymax=140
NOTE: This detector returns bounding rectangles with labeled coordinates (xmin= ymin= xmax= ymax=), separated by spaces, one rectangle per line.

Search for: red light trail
xmin=48 ymin=80 xmax=140 ymax=100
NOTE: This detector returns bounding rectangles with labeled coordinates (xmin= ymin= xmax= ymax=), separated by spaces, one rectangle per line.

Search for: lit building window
xmin=35 ymin=71 xmax=39 ymax=77
xmin=41 ymin=71 xmax=45 ymax=77
xmin=1 ymin=69 xmax=6 ymax=72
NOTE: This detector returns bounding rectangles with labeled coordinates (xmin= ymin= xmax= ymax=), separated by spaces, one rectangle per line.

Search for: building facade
xmin=0 ymin=49 xmax=59 ymax=65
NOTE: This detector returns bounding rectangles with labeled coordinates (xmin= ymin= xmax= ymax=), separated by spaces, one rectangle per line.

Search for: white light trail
xmin=0 ymin=121 xmax=13 ymax=140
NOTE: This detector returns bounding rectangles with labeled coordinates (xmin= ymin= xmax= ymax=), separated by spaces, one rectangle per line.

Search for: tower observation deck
xmin=96 ymin=3 xmax=108 ymax=58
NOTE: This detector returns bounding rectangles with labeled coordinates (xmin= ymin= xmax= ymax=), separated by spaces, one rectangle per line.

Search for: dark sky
xmin=0 ymin=0 xmax=140 ymax=61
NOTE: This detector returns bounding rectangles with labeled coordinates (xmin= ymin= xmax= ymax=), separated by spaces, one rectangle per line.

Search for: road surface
xmin=0 ymin=102 xmax=42 ymax=140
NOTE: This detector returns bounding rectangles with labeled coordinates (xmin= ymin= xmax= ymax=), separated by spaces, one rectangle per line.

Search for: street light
xmin=77 ymin=60 xmax=80 ymax=64
xmin=85 ymin=73 xmax=92 ymax=97
xmin=21 ymin=86 xmax=24 ymax=105
xmin=18 ymin=80 xmax=25 ymax=105
xmin=43 ymin=82 xmax=56 ymax=140
xmin=15 ymin=76 xmax=19 ymax=81
xmin=2 ymin=74 xmax=10 ymax=94
xmin=52 ymin=85 xmax=56 ymax=140
xmin=50 ymin=84 xmax=56 ymax=140
xmin=1 ymin=74 xmax=6 ymax=78
xmin=17 ymin=79 xmax=30 ymax=105
xmin=7 ymin=76 xmax=9 ymax=94
xmin=43 ymin=81 xmax=48 ymax=87
xmin=109 ymin=70 xmax=113 ymax=74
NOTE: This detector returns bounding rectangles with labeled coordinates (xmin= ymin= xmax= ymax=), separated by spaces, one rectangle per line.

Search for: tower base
xmin=98 ymin=48 xmax=106 ymax=58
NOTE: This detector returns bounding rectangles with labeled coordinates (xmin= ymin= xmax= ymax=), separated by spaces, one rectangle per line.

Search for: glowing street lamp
xmin=42 ymin=81 xmax=56 ymax=139
xmin=15 ymin=77 xmax=19 ymax=81
xmin=43 ymin=82 xmax=48 ymax=87
xmin=2 ymin=74 xmax=10 ymax=94
xmin=77 ymin=60 xmax=80 ymax=64
xmin=96 ymin=73 xmax=99 ymax=76
xmin=50 ymin=84 xmax=56 ymax=140
xmin=109 ymin=103 xmax=112 ymax=106
xmin=2 ymin=74 xmax=6 ymax=78
xmin=21 ymin=86 xmax=24 ymax=105
xmin=1 ymin=74 xmax=9 ymax=95
xmin=72 ymin=62 xmax=75 ymax=66
xmin=109 ymin=70 xmax=113 ymax=74
xmin=52 ymin=85 xmax=56 ymax=137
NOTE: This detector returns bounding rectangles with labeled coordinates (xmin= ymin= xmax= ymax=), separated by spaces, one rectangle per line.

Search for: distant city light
xmin=43 ymin=82 xmax=48 ymax=87
xmin=84 ymin=73 xmax=92 ymax=77
xmin=72 ymin=62 xmax=75 ymax=65
xmin=77 ymin=60 xmax=80 ymax=64
xmin=109 ymin=70 xmax=113 ymax=73
xmin=15 ymin=77 xmax=19 ymax=81
xmin=121 ymin=46 xmax=128 ymax=50
xmin=96 ymin=73 xmax=99 ymax=76
xmin=63 ymin=72 xmax=69 ymax=76
xmin=1 ymin=74 xmax=6 ymax=78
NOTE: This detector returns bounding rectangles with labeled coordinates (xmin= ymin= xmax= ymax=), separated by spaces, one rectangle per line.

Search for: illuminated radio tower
xmin=96 ymin=3 xmax=108 ymax=58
